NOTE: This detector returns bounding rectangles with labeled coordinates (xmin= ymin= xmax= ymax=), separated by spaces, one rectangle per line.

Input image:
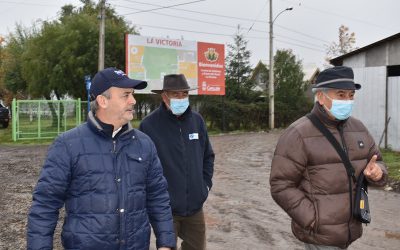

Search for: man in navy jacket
xmin=27 ymin=67 xmax=175 ymax=250
xmin=139 ymin=74 xmax=215 ymax=250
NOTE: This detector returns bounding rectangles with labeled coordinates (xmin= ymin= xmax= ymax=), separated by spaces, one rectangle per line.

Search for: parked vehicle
xmin=0 ymin=103 xmax=10 ymax=128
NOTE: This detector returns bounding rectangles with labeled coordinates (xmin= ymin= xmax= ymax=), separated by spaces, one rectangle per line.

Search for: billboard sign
xmin=125 ymin=34 xmax=225 ymax=95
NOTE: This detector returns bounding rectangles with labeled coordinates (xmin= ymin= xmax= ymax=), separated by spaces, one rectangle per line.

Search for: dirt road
xmin=1 ymin=131 xmax=399 ymax=249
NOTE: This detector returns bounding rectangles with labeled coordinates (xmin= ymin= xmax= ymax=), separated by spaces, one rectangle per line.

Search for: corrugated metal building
xmin=330 ymin=33 xmax=400 ymax=151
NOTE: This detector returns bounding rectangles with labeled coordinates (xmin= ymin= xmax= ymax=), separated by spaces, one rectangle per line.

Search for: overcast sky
xmin=0 ymin=0 xmax=399 ymax=69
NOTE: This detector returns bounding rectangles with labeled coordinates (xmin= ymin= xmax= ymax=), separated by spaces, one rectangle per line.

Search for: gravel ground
xmin=1 ymin=131 xmax=399 ymax=249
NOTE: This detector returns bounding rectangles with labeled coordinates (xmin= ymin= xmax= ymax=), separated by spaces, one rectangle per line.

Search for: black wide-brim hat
xmin=151 ymin=74 xmax=197 ymax=94
xmin=312 ymin=66 xmax=361 ymax=90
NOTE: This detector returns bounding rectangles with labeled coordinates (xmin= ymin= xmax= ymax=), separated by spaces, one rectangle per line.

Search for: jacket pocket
xmin=126 ymin=153 xmax=148 ymax=186
xmin=201 ymin=180 xmax=209 ymax=203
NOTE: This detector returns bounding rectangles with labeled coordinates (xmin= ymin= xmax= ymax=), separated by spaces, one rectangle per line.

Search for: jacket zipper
xmin=179 ymin=122 xmax=189 ymax=215
xmin=112 ymin=139 xmax=125 ymax=247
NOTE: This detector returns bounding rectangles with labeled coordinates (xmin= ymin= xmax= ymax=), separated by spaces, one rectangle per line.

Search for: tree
xmin=274 ymin=49 xmax=313 ymax=127
xmin=20 ymin=0 xmax=138 ymax=101
xmin=326 ymin=25 xmax=357 ymax=61
xmin=1 ymin=25 xmax=32 ymax=100
xmin=0 ymin=0 xmax=140 ymax=125
xmin=200 ymin=28 xmax=267 ymax=131
xmin=225 ymin=26 xmax=256 ymax=101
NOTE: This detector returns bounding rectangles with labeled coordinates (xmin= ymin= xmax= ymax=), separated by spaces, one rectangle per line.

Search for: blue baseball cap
xmin=90 ymin=67 xmax=147 ymax=100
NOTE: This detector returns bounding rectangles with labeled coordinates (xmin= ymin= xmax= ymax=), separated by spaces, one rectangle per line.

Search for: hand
xmin=363 ymin=155 xmax=383 ymax=181
xmin=158 ymin=248 xmax=171 ymax=250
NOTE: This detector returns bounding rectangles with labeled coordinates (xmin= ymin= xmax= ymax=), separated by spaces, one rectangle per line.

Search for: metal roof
xmin=330 ymin=32 xmax=400 ymax=66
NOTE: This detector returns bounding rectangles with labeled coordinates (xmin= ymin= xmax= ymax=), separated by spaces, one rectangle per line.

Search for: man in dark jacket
xmin=270 ymin=66 xmax=387 ymax=249
xmin=27 ymin=67 xmax=175 ymax=250
xmin=139 ymin=74 xmax=215 ymax=250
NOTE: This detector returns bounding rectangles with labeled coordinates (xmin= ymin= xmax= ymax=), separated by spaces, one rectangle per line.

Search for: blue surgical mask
xmin=323 ymin=93 xmax=354 ymax=120
xmin=169 ymin=97 xmax=189 ymax=115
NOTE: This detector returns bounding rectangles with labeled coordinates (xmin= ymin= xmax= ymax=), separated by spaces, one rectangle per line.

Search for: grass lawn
xmin=0 ymin=119 xmax=142 ymax=145
xmin=381 ymin=149 xmax=400 ymax=181
xmin=0 ymin=126 xmax=13 ymax=143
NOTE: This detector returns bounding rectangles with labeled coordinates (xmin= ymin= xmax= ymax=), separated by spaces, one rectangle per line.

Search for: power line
xmin=114 ymin=4 xmax=236 ymax=30
xmin=122 ymin=0 xmax=205 ymax=15
xmin=111 ymin=0 xmax=331 ymax=44
xmin=135 ymin=23 xmax=325 ymax=53
xmin=114 ymin=0 xmax=261 ymax=22
xmin=247 ymin=1 xmax=269 ymax=33
xmin=274 ymin=23 xmax=330 ymax=44
xmin=282 ymin=0 xmax=397 ymax=32
xmin=0 ymin=0 xmax=59 ymax=7
xmin=114 ymin=3 xmax=325 ymax=49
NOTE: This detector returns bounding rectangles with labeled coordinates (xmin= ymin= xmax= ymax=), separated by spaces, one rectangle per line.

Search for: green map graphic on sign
xmin=142 ymin=47 xmax=178 ymax=79
xmin=126 ymin=35 xmax=203 ymax=93
xmin=128 ymin=45 xmax=197 ymax=83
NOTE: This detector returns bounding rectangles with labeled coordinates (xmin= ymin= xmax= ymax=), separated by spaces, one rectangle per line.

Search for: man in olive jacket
xmin=270 ymin=66 xmax=387 ymax=249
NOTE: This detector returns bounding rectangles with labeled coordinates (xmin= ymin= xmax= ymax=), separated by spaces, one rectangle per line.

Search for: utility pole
xmin=268 ymin=2 xmax=292 ymax=130
xmin=269 ymin=0 xmax=274 ymax=129
xmin=98 ymin=0 xmax=106 ymax=71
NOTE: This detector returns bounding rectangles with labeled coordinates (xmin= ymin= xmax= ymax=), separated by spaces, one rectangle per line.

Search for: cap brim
xmin=151 ymin=87 xmax=198 ymax=94
xmin=118 ymin=78 xmax=148 ymax=90
xmin=312 ymin=81 xmax=361 ymax=90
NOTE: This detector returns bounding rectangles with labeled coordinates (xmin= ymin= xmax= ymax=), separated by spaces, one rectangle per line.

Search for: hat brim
xmin=117 ymin=78 xmax=148 ymax=90
xmin=151 ymin=87 xmax=198 ymax=94
xmin=312 ymin=81 xmax=361 ymax=90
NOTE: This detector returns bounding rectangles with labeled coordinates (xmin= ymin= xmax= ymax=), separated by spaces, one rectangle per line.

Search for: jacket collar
xmin=311 ymin=102 xmax=347 ymax=128
xmin=88 ymin=111 xmax=133 ymax=139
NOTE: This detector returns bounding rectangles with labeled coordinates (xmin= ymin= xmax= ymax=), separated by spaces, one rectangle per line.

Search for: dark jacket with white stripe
xmin=139 ymin=103 xmax=215 ymax=216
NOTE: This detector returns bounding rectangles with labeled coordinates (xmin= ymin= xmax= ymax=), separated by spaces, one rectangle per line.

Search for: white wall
xmin=343 ymin=52 xmax=366 ymax=68
xmin=351 ymin=67 xmax=387 ymax=145
xmin=388 ymin=77 xmax=400 ymax=151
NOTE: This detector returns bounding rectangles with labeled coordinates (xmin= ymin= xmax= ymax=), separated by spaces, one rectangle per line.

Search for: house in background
xmin=303 ymin=65 xmax=320 ymax=101
xmin=249 ymin=61 xmax=319 ymax=97
xmin=250 ymin=61 xmax=268 ymax=92
xmin=330 ymin=32 xmax=400 ymax=151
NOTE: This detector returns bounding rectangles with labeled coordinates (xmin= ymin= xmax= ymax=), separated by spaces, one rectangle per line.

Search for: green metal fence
xmin=11 ymin=98 xmax=84 ymax=141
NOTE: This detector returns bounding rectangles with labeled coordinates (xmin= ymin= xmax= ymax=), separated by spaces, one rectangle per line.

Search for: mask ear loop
xmin=162 ymin=92 xmax=172 ymax=110
xmin=321 ymin=91 xmax=333 ymax=113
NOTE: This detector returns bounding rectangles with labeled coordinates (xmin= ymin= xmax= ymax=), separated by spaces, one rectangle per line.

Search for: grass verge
xmin=381 ymin=148 xmax=400 ymax=181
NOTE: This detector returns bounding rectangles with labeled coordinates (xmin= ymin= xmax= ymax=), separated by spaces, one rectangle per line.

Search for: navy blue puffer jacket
xmin=27 ymin=112 xmax=175 ymax=250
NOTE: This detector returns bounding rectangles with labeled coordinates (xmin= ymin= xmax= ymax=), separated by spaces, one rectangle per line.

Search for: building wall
xmin=335 ymin=36 xmax=400 ymax=150
xmin=388 ymin=77 xmax=400 ymax=151
xmin=342 ymin=52 xmax=366 ymax=67
xmin=365 ymin=45 xmax=387 ymax=67
xmin=389 ymin=39 xmax=400 ymax=65
xmin=342 ymin=37 xmax=400 ymax=68
xmin=351 ymin=67 xmax=386 ymax=145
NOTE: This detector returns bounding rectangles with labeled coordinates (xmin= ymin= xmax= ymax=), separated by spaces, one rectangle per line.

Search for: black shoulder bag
xmin=306 ymin=113 xmax=371 ymax=224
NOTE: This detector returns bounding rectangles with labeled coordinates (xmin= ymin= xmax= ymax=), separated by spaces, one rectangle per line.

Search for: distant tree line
xmin=0 ymin=0 xmax=312 ymax=130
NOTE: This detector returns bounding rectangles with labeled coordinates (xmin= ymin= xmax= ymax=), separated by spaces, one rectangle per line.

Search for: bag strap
xmin=306 ymin=113 xmax=356 ymax=183
xmin=306 ymin=113 xmax=358 ymax=239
